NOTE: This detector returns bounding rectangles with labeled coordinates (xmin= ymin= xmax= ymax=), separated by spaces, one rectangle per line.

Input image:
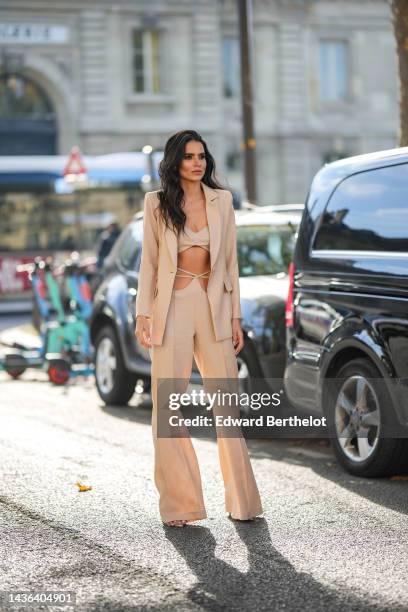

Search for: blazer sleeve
xmin=135 ymin=192 xmax=159 ymax=318
xmin=225 ymin=192 xmax=242 ymax=319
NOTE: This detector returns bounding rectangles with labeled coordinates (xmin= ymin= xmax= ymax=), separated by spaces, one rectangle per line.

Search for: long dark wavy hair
xmin=157 ymin=130 xmax=225 ymax=235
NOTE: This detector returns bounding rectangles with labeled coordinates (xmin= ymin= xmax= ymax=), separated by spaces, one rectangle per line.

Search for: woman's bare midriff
xmin=174 ymin=246 xmax=210 ymax=292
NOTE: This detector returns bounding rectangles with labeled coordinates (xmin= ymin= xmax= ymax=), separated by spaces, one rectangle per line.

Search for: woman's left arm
xmin=225 ymin=191 xmax=242 ymax=320
xmin=225 ymin=192 xmax=244 ymax=355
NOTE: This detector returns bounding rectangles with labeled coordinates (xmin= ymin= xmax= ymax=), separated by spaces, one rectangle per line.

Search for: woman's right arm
xmin=135 ymin=191 xmax=159 ymax=319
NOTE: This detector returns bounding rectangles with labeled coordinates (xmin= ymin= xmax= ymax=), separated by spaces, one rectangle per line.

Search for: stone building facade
xmin=0 ymin=0 xmax=399 ymax=203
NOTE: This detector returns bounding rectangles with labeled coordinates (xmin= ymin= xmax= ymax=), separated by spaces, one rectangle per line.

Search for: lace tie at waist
xmin=175 ymin=267 xmax=211 ymax=279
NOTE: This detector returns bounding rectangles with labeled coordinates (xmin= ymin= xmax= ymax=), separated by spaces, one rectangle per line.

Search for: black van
xmin=284 ymin=147 xmax=408 ymax=477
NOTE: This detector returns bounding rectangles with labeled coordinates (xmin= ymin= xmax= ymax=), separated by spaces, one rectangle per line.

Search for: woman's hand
xmin=232 ymin=318 xmax=244 ymax=355
xmin=135 ymin=315 xmax=152 ymax=348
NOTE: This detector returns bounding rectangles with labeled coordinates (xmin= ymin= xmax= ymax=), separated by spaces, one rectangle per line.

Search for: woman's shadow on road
xmin=164 ymin=517 xmax=383 ymax=612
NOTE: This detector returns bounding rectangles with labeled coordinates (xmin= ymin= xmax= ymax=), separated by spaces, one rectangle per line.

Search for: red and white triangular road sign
xmin=63 ymin=146 xmax=87 ymax=179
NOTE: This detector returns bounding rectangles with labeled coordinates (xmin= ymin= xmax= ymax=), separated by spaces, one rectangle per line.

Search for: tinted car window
xmin=237 ymin=224 xmax=297 ymax=276
xmin=313 ymin=164 xmax=408 ymax=252
xmin=119 ymin=222 xmax=143 ymax=271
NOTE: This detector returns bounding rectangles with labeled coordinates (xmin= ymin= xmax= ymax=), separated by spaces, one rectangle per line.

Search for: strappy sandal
xmin=228 ymin=512 xmax=257 ymax=522
xmin=163 ymin=519 xmax=187 ymax=527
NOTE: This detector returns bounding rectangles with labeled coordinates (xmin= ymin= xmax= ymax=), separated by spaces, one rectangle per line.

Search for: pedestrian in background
xmin=96 ymin=220 xmax=121 ymax=270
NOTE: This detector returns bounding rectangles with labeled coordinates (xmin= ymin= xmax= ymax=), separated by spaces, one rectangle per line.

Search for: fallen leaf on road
xmin=390 ymin=475 xmax=408 ymax=481
xmin=75 ymin=481 xmax=92 ymax=492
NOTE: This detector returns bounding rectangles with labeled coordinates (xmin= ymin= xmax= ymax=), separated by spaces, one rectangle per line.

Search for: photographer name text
xmin=168 ymin=415 xmax=327 ymax=427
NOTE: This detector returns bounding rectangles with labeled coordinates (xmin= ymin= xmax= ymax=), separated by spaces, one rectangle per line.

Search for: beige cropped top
xmin=177 ymin=225 xmax=210 ymax=253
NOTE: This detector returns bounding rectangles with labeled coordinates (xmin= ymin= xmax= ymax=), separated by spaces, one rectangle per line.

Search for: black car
xmin=284 ymin=147 xmax=408 ymax=477
xmin=90 ymin=205 xmax=302 ymax=406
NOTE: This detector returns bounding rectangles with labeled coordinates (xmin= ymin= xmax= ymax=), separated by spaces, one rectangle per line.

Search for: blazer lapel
xmin=164 ymin=181 xmax=221 ymax=272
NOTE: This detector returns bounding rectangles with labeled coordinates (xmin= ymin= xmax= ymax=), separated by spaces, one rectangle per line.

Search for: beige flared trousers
xmin=148 ymin=276 xmax=263 ymax=523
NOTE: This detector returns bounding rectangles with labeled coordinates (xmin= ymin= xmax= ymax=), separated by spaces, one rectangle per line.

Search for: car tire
xmin=94 ymin=325 xmax=137 ymax=405
xmin=140 ymin=377 xmax=151 ymax=393
xmin=236 ymin=342 xmax=267 ymax=416
xmin=326 ymin=358 xmax=408 ymax=477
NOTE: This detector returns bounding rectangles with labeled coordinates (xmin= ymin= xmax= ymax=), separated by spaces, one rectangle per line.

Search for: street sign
xmin=62 ymin=146 xmax=88 ymax=183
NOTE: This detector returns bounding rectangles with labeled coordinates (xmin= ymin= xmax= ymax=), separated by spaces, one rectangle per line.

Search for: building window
xmin=318 ymin=40 xmax=348 ymax=103
xmin=0 ymin=75 xmax=54 ymax=117
xmin=222 ymin=38 xmax=240 ymax=98
xmin=132 ymin=29 xmax=161 ymax=94
xmin=0 ymin=75 xmax=56 ymax=154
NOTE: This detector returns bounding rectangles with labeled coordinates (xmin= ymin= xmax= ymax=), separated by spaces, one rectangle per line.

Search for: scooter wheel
xmin=4 ymin=354 xmax=27 ymax=379
xmin=48 ymin=359 xmax=70 ymax=385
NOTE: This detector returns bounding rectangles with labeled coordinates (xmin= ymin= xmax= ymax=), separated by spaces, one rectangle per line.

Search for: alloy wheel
xmin=335 ymin=375 xmax=381 ymax=463
xmin=96 ymin=337 xmax=117 ymax=395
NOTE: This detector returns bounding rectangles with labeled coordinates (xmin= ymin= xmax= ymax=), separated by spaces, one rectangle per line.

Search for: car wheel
xmin=94 ymin=325 xmax=137 ymax=405
xmin=326 ymin=358 xmax=408 ymax=477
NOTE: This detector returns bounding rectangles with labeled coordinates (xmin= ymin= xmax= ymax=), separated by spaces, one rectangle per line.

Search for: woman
xmin=135 ymin=130 xmax=263 ymax=527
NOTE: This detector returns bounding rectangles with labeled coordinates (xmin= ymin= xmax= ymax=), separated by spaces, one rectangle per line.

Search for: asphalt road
xmin=0 ymin=368 xmax=407 ymax=611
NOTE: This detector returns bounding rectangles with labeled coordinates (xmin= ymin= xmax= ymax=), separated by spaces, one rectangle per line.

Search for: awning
xmin=0 ymin=151 xmax=163 ymax=192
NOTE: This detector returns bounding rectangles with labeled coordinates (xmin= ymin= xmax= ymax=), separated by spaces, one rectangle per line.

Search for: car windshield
xmin=236 ymin=223 xmax=297 ymax=277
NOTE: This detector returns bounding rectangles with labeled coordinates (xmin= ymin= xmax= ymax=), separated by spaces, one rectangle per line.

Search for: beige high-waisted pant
xmin=148 ymin=275 xmax=263 ymax=523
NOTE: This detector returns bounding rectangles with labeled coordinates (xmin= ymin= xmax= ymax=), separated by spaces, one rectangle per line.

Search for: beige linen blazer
xmin=135 ymin=181 xmax=242 ymax=346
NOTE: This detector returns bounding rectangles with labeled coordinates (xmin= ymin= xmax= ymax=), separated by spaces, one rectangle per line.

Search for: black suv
xmin=284 ymin=147 xmax=408 ymax=477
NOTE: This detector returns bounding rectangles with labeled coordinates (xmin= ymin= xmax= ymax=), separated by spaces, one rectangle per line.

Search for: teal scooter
xmin=0 ymin=257 xmax=93 ymax=385
xmin=0 ymin=258 xmax=69 ymax=384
